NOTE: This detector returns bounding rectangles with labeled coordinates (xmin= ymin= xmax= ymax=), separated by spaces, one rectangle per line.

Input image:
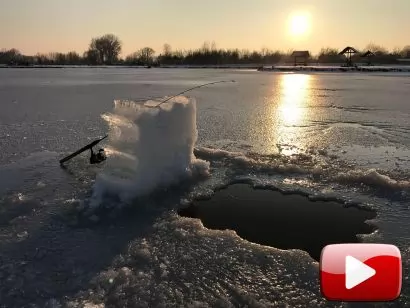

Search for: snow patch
xmin=195 ymin=147 xmax=246 ymax=160
xmin=334 ymin=168 xmax=410 ymax=191
xmin=91 ymin=97 xmax=210 ymax=207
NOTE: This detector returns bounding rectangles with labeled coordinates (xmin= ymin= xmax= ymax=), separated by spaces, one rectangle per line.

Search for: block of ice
xmin=90 ymin=96 xmax=210 ymax=207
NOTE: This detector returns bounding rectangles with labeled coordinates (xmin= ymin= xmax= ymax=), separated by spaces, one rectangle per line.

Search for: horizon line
xmin=2 ymin=43 xmax=410 ymax=58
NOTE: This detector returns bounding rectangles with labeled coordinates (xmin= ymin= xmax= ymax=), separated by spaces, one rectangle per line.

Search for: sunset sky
xmin=1 ymin=0 xmax=409 ymax=56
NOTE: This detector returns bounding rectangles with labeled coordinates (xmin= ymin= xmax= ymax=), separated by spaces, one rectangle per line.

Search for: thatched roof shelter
xmin=361 ymin=50 xmax=375 ymax=57
xmin=339 ymin=46 xmax=359 ymax=67
xmin=339 ymin=46 xmax=359 ymax=55
xmin=360 ymin=50 xmax=375 ymax=66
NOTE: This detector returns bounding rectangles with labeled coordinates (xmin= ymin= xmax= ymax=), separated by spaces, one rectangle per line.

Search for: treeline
xmin=1 ymin=34 xmax=410 ymax=66
xmin=317 ymin=45 xmax=410 ymax=65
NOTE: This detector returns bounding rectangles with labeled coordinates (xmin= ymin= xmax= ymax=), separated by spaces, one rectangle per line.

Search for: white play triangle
xmin=345 ymin=255 xmax=376 ymax=289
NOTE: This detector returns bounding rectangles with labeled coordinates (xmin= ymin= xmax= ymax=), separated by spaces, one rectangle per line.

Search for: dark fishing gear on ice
xmin=59 ymin=80 xmax=235 ymax=165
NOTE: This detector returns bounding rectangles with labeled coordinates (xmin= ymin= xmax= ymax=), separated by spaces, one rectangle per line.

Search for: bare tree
xmin=88 ymin=34 xmax=122 ymax=64
xmin=211 ymin=41 xmax=217 ymax=51
xmin=139 ymin=47 xmax=155 ymax=64
xmin=83 ymin=49 xmax=99 ymax=65
xmin=125 ymin=47 xmax=155 ymax=65
xmin=402 ymin=45 xmax=410 ymax=58
xmin=318 ymin=47 xmax=340 ymax=63
xmin=55 ymin=53 xmax=67 ymax=65
xmin=0 ymin=48 xmax=21 ymax=64
xmin=163 ymin=43 xmax=172 ymax=56
xmin=125 ymin=52 xmax=140 ymax=65
xmin=260 ymin=47 xmax=270 ymax=57
xmin=66 ymin=51 xmax=81 ymax=65
xmin=201 ymin=41 xmax=211 ymax=53
xmin=364 ymin=43 xmax=388 ymax=55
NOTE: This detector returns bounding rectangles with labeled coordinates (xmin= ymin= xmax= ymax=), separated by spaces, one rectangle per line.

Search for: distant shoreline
xmin=258 ymin=65 xmax=410 ymax=73
xmin=1 ymin=64 xmax=410 ymax=72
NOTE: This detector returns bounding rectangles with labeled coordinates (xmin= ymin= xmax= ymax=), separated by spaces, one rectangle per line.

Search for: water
xmin=0 ymin=68 xmax=409 ymax=307
xmin=178 ymin=183 xmax=377 ymax=262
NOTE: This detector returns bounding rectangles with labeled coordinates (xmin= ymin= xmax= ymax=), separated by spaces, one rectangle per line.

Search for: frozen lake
xmin=0 ymin=68 xmax=409 ymax=307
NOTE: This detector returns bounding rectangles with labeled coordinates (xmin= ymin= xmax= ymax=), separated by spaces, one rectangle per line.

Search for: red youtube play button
xmin=320 ymin=244 xmax=402 ymax=301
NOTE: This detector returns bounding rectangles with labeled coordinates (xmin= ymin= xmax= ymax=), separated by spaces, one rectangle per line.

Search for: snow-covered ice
xmin=0 ymin=68 xmax=409 ymax=307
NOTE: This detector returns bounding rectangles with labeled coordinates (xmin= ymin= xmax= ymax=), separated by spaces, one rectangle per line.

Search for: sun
xmin=289 ymin=13 xmax=310 ymax=36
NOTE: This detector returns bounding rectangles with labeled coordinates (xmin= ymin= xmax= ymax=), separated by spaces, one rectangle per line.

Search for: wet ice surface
xmin=0 ymin=68 xmax=409 ymax=307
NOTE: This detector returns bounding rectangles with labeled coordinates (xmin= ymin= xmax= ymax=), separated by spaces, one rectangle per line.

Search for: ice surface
xmin=90 ymin=97 xmax=210 ymax=207
xmin=66 ymin=214 xmax=342 ymax=308
xmin=195 ymin=146 xmax=410 ymax=194
xmin=1 ymin=69 xmax=409 ymax=307
xmin=0 ymin=151 xmax=59 ymax=196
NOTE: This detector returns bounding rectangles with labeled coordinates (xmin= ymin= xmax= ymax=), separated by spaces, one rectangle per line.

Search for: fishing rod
xmin=121 ymin=80 xmax=236 ymax=108
xmin=152 ymin=80 xmax=236 ymax=107
xmin=59 ymin=80 xmax=235 ymax=165
xmin=59 ymin=135 xmax=108 ymax=165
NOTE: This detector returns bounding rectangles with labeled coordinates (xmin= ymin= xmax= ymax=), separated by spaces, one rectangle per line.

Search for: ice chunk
xmin=91 ymin=96 xmax=210 ymax=207
xmin=334 ymin=168 xmax=410 ymax=191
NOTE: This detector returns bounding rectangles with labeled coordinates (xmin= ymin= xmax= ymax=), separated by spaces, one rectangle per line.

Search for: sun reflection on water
xmin=279 ymin=74 xmax=310 ymax=126
xmin=273 ymin=73 xmax=312 ymax=155
xmin=248 ymin=73 xmax=314 ymax=155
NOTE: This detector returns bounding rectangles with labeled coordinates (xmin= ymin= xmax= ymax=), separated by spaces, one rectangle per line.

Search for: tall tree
xmin=201 ymin=41 xmax=211 ymax=53
xmin=139 ymin=47 xmax=155 ymax=65
xmin=211 ymin=41 xmax=217 ymax=51
xmin=163 ymin=43 xmax=172 ymax=56
xmin=88 ymin=34 xmax=122 ymax=64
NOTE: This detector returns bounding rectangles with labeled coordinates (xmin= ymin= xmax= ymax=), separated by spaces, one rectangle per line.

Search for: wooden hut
xmin=291 ymin=51 xmax=310 ymax=66
xmin=339 ymin=46 xmax=359 ymax=67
